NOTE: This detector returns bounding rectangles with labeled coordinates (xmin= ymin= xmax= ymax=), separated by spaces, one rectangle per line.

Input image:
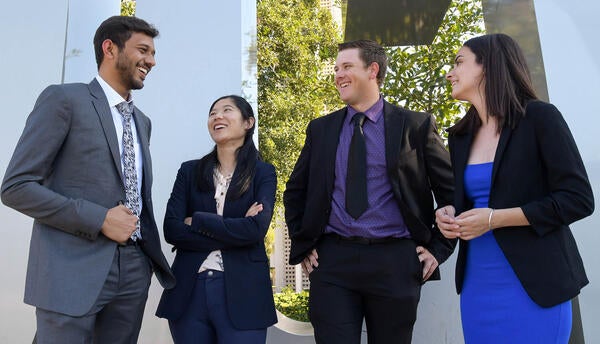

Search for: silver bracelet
xmin=488 ymin=208 xmax=495 ymax=230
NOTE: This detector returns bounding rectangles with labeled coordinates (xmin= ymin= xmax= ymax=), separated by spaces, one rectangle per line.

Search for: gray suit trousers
xmin=35 ymin=244 xmax=152 ymax=344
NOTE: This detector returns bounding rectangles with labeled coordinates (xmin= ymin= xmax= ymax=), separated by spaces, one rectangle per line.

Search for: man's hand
xmin=416 ymin=246 xmax=438 ymax=281
xmin=301 ymin=249 xmax=319 ymax=275
xmin=101 ymin=205 xmax=138 ymax=244
xmin=435 ymin=205 xmax=460 ymax=239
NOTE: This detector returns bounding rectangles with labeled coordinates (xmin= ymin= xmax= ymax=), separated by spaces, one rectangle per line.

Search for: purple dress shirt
xmin=325 ymin=97 xmax=410 ymax=238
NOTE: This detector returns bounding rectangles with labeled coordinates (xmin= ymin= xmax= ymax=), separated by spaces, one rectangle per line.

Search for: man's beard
xmin=116 ymin=52 xmax=144 ymax=91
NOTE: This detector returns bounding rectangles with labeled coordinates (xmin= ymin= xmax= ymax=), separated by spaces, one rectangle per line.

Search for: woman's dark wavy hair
xmin=195 ymin=95 xmax=260 ymax=200
xmin=449 ymin=33 xmax=538 ymax=135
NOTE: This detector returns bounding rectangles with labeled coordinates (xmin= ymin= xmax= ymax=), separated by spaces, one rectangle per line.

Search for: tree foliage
xmin=273 ymin=286 xmax=310 ymax=322
xmin=383 ymin=0 xmax=484 ymax=139
xmin=121 ymin=0 xmax=135 ymax=16
xmin=257 ymin=0 xmax=342 ymax=211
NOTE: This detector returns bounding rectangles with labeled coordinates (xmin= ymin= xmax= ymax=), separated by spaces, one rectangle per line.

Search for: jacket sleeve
xmin=189 ymin=164 xmax=277 ymax=246
xmin=283 ymin=122 xmax=317 ymax=265
xmin=422 ymin=114 xmax=456 ymax=264
xmin=283 ymin=122 xmax=312 ymax=241
xmin=1 ymin=85 xmax=107 ymax=240
xmin=520 ymin=103 xmax=594 ymax=236
xmin=163 ymin=163 xmax=238 ymax=251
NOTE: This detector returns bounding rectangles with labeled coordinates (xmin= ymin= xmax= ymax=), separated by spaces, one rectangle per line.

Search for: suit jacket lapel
xmin=383 ymin=101 xmax=406 ymax=200
xmin=491 ymin=127 xmax=512 ymax=190
xmin=132 ymin=109 xmax=152 ymax=197
xmin=452 ymin=132 xmax=473 ymax=211
xmin=323 ymin=108 xmax=346 ymax=197
xmin=89 ymin=79 xmax=123 ymax=180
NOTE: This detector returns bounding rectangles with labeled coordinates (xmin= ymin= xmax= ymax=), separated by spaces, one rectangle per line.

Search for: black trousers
xmin=308 ymin=234 xmax=422 ymax=344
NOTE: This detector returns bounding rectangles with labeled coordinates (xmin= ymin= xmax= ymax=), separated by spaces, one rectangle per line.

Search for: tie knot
xmin=116 ymin=101 xmax=134 ymax=118
xmin=352 ymin=112 xmax=366 ymax=127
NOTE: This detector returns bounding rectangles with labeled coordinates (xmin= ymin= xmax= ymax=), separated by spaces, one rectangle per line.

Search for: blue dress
xmin=461 ymin=162 xmax=572 ymax=344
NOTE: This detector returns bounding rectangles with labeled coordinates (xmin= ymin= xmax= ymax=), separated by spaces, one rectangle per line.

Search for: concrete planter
xmin=267 ymin=310 xmax=315 ymax=343
xmin=266 ymin=310 xmax=368 ymax=343
xmin=273 ymin=310 xmax=313 ymax=335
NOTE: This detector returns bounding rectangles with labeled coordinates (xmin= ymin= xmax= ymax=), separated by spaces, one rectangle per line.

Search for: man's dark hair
xmin=93 ymin=16 xmax=159 ymax=69
xmin=338 ymin=39 xmax=388 ymax=86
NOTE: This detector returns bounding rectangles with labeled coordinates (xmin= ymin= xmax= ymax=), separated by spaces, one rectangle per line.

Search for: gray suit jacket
xmin=1 ymin=79 xmax=175 ymax=316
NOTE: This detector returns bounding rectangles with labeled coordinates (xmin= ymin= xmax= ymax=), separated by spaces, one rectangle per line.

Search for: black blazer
xmin=449 ymin=100 xmax=594 ymax=307
xmin=156 ymin=160 xmax=277 ymax=329
xmin=284 ymin=101 xmax=455 ymax=279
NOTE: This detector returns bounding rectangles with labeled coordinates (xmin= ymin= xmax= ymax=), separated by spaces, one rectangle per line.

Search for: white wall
xmin=135 ymin=1 xmax=254 ymax=342
xmin=62 ymin=0 xmax=121 ymax=83
xmin=0 ymin=1 xmax=111 ymax=342
xmin=413 ymin=256 xmax=463 ymax=343
xmin=534 ymin=0 xmax=600 ymax=341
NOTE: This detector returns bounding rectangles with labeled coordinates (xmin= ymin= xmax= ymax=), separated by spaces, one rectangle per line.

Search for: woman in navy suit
xmin=156 ymin=95 xmax=277 ymax=343
xmin=436 ymin=34 xmax=594 ymax=343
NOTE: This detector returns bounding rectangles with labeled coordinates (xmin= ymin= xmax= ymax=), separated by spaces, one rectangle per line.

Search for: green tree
xmin=257 ymin=0 xmax=342 ymax=249
xmin=121 ymin=0 xmax=135 ymax=16
xmin=273 ymin=286 xmax=310 ymax=322
xmin=383 ymin=0 xmax=484 ymax=139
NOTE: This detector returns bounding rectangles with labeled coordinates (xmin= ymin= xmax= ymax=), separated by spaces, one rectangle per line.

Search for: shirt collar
xmin=95 ymin=75 xmax=132 ymax=108
xmin=346 ymin=95 xmax=384 ymax=125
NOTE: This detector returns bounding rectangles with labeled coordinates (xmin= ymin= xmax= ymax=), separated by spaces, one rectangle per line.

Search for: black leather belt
xmin=329 ymin=233 xmax=403 ymax=245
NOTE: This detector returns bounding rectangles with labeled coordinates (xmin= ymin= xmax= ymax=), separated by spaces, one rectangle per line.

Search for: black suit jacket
xmin=156 ymin=160 xmax=277 ymax=329
xmin=449 ymin=100 xmax=594 ymax=307
xmin=284 ymin=101 xmax=454 ymax=279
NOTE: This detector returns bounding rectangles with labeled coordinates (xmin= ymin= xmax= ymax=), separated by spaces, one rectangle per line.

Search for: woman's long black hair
xmin=195 ymin=95 xmax=260 ymax=200
xmin=449 ymin=33 xmax=538 ymax=135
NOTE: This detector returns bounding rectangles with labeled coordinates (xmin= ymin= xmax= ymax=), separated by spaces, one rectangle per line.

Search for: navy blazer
xmin=284 ymin=101 xmax=455 ymax=277
xmin=156 ymin=159 xmax=277 ymax=329
xmin=449 ymin=100 xmax=594 ymax=307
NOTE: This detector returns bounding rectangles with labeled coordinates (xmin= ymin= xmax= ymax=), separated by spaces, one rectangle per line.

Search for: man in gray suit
xmin=1 ymin=16 xmax=175 ymax=343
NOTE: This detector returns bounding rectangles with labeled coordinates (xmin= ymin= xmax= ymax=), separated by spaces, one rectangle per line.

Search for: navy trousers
xmin=168 ymin=270 xmax=267 ymax=344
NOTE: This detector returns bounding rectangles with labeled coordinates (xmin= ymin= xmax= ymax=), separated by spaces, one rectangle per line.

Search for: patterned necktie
xmin=116 ymin=101 xmax=141 ymax=240
xmin=346 ymin=112 xmax=368 ymax=219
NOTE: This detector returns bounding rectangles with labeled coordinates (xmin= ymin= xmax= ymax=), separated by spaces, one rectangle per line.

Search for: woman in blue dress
xmin=436 ymin=34 xmax=594 ymax=343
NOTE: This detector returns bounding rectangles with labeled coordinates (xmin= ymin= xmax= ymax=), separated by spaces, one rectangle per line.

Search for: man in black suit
xmin=283 ymin=40 xmax=454 ymax=344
